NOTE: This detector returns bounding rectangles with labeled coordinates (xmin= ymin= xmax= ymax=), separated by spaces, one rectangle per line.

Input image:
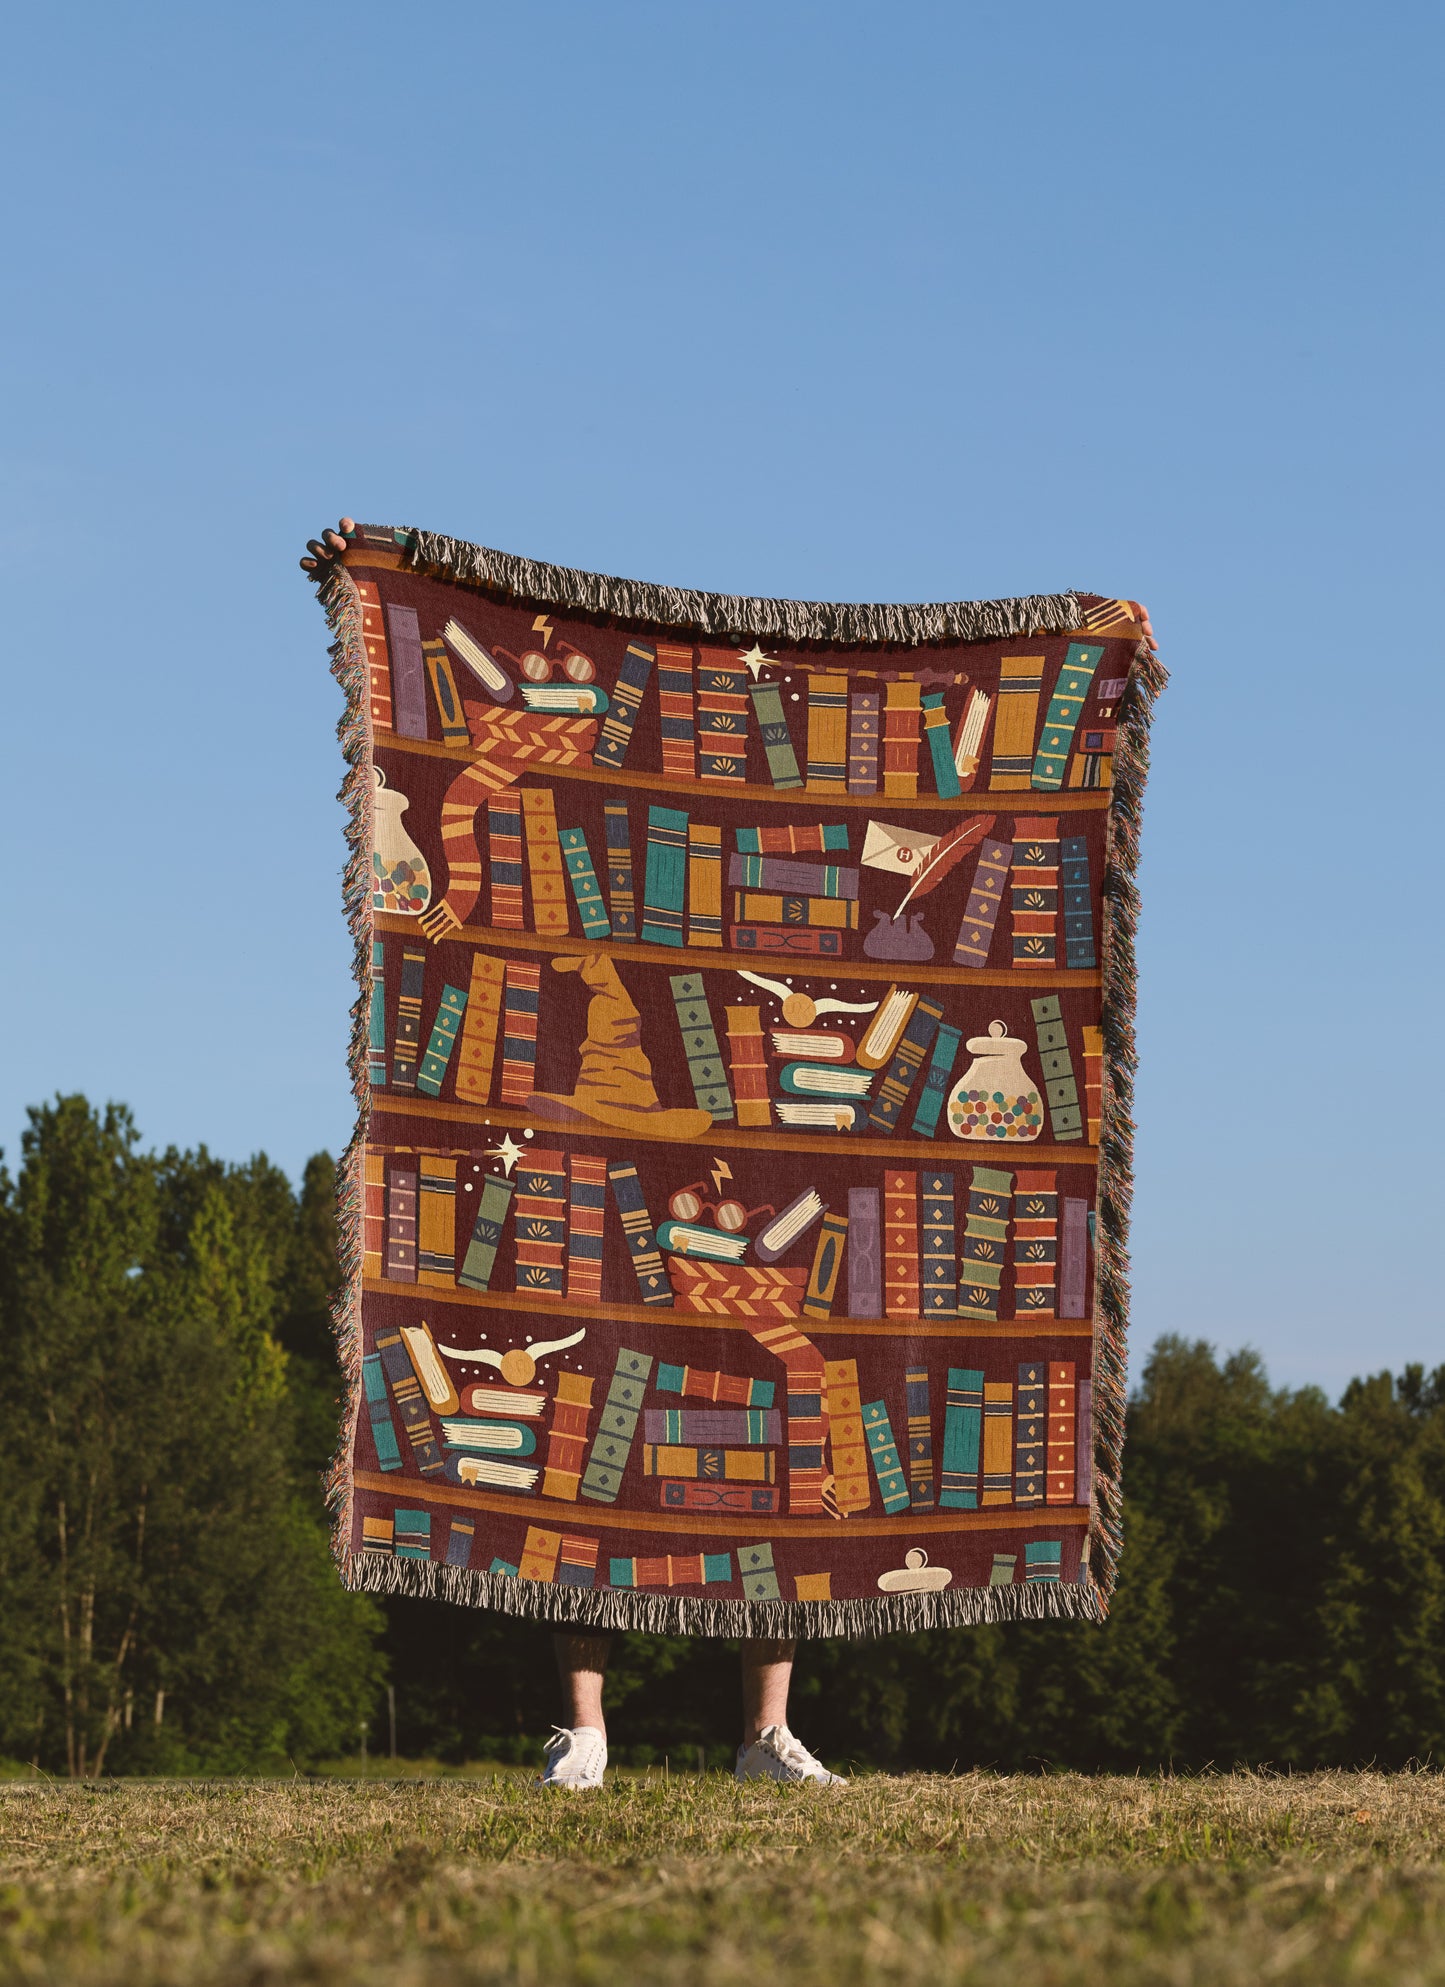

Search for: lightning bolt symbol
xmin=532 ymin=615 xmax=554 ymax=649
xmin=710 ymin=1158 xmax=732 ymax=1196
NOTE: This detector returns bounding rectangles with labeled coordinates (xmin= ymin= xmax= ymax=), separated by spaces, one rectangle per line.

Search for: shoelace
xmin=545 ymin=1725 xmax=604 ymax=1771
xmin=767 ymin=1727 xmax=818 ymax=1775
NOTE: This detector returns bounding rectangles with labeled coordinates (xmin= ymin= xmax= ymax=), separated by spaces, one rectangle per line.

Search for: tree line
xmin=2 ymin=1097 xmax=1441 ymax=1775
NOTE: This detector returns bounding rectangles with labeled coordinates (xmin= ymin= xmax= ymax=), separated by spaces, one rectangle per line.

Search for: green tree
xmin=0 ymin=1097 xmax=383 ymax=1775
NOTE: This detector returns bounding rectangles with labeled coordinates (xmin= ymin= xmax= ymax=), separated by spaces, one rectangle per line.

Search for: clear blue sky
xmin=4 ymin=3 xmax=1441 ymax=1392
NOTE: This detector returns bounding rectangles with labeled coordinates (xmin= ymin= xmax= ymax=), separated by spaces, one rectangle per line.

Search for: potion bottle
xmin=371 ymin=766 xmax=432 ymax=915
xmin=946 ymin=1020 xmax=1043 ymax=1142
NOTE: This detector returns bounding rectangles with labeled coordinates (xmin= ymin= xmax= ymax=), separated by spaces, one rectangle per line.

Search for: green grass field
xmin=2 ymin=1772 xmax=1442 ymax=1985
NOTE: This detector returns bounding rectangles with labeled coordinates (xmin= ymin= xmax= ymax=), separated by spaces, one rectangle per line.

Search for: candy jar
xmin=947 ymin=1020 xmax=1043 ymax=1141
xmin=371 ymin=766 xmax=432 ymax=914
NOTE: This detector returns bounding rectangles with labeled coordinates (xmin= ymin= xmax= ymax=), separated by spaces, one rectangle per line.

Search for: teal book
xmin=1024 ymin=1539 xmax=1063 ymax=1582
xmin=669 ymin=973 xmax=735 ymax=1122
xmin=640 ymin=805 xmax=689 ymax=947
xmin=393 ymin=1509 xmax=431 ymax=1561
xmin=368 ymin=940 xmax=386 ymax=1086
xmin=939 ymin=1367 xmax=983 ymax=1508
xmin=457 ymin=1174 xmax=516 ymax=1292
xmin=559 ymin=826 xmax=611 ymax=940
xmin=362 ymin=1351 xmax=402 ymax=1471
xmin=911 ymin=1022 xmax=961 ymax=1138
xmin=1032 ymin=642 xmax=1104 ymax=790
xmin=922 ymin=693 xmax=962 ymax=797
xmin=861 ymin=1399 xmax=911 ymax=1513
xmin=748 ymin=681 xmax=804 ymax=789
xmin=417 ymin=983 xmax=468 ymax=1097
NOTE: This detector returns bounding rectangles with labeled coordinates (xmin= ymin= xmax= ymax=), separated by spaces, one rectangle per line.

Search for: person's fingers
xmin=323 ymin=529 xmax=347 ymax=552
xmin=1128 ymin=601 xmax=1158 ymax=651
xmin=300 ymin=556 xmax=318 ymax=572
xmin=338 ymin=516 xmax=355 ymax=534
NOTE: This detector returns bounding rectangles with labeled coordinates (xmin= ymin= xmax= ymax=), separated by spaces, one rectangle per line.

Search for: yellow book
xmin=521 ymin=786 xmax=570 ymax=936
xmin=989 ymin=656 xmax=1045 ymax=788
xmin=416 ymin=1157 xmax=458 ymax=1288
xmin=686 ymin=821 xmax=723 ymax=947
xmin=805 ymin=673 xmax=849 ymax=790
xmin=981 ymin=1381 xmax=1014 ymax=1505
xmin=518 ymin=1526 xmax=562 ymax=1582
xmin=454 ymin=953 xmax=505 ymax=1104
xmin=824 ymin=1357 xmax=871 ymax=1513
xmin=732 ymin=892 xmax=858 ymax=929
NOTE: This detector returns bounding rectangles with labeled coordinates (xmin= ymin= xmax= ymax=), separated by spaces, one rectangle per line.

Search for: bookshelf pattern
xmin=341 ymin=551 xmax=1139 ymax=1617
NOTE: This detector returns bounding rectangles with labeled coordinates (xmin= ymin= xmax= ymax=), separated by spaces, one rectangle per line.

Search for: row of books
xmin=363 ymin=1152 xmax=1094 ymax=1324
xmin=364 ymin=1507 xmax=1072 ymax=1594
xmin=368 ymin=936 xmax=1104 ymax=1145
xmin=435 ymin=797 xmax=1100 ymax=971
xmin=584 ymin=635 xmax=1123 ymax=796
xmin=363 ymin=1320 xmax=1092 ymax=1519
xmin=361 ymin=580 xmax=1126 ymax=795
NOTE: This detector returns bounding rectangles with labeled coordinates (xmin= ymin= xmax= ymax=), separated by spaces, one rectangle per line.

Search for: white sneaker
xmin=735 ymin=1724 xmax=848 ymax=1786
xmin=538 ymin=1725 xmax=607 ymax=1788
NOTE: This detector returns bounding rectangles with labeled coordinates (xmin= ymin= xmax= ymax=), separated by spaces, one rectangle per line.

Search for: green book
xmin=581 ymin=1349 xmax=653 ymax=1504
xmin=1030 ymin=995 xmax=1084 ymax=1141
xmin=458 ymin=1174 xmax=515 ymax=1292
xmin=669 ymin=973 xmax=735 ymax=1123
xmin=748 ymin=682 xmax=804 ymax=789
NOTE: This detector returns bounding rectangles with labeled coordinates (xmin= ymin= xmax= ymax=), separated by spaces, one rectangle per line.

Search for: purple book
xmin=1076 ymin=1377 xmax=1093 ymax=1504
xmin=726 ymin=853 xmax=860 ymax=899
xmin=952 ymin=835 xmax=1012 ymax=968
xmin=643 ymin=1408 xmax=782 ymax=1447
xmin=847 ymin=1186 xmax=882 ymax=1318
xmin=385 ymin=602 xmax=429 ymax=740
xmin=1059 ymin=1197 xmax=1089 ymax=1317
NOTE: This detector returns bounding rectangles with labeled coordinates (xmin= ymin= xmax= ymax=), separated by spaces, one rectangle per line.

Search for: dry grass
xmin=1 ymin=1771 xmax=1443 ymax=1985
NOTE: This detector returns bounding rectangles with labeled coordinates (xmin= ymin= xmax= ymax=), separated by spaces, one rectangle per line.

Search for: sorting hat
xmin=528 ymin=953 xmax=712 ymax=1140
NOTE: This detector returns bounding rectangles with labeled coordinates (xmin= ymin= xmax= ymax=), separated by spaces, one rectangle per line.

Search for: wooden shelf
xmin=372 ymin=728 xmax=1112 ymax=814
xmin=369 ymin=1092 xmax=1098 ymax=1167
xmin=360 ymin=1276 xmax=1093 ymax=1341
xmin=352 ymin=1467 xmax=1089 ymax=1540
xmin=374 ymin=912 xmax=1102 ymax=991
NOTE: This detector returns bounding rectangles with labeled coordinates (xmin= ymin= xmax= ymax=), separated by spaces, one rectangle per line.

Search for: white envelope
xmin=861 ymin=820 xmax=941 ymax=875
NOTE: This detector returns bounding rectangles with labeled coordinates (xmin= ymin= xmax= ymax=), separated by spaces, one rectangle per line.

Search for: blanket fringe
xmin=337 ymin=1546 xmax=1105 ymax=1637
xmin=316 ymin=561 xmax=375 ymax=1565
xmin=385 ymin=525 xmax=1082 ymax=649
xmin=1089 ymin=639 xmax=1168 ymax=1603
xmin=308 ymin=530 xmax=1162 ymax=1634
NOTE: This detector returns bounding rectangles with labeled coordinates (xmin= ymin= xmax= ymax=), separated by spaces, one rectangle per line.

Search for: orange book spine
xmin=542 ymin=1372 xmax=595 ymax=1501
xmin=724 ymin=1005 xmax=772 ymax=1126
xmin=355 ymin=579 xmax=392 ymax=731
xmin=883 ymin=1169 xmax=919 ymax=1317
xmin=1046 ymin=1360 xmax=1077 ymax=1505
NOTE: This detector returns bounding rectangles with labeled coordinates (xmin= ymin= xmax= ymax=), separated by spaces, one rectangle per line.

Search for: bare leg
xmin=554 ymin=1631 xmax=612 ymax=1738
xmin=740 ymin=1638 xmax=796 ymax=1744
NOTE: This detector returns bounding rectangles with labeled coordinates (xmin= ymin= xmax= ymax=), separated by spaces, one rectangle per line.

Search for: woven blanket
xmin=314 ymin=525 xmax=1164 ymax=1634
